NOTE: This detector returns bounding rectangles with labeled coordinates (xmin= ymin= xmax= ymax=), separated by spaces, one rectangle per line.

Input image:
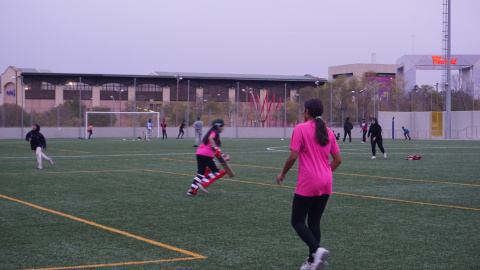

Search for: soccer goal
xmin=85 ymin=111 xmax=160 ymax=139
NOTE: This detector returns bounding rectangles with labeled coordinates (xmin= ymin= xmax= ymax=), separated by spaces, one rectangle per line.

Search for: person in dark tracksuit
xmin=25 ymin=124 xmax=54 ymax=169
xmin=366 ymin=118 xmax=386 ymax=159
xmin=342 ymin=117 xmax=353 ymax=144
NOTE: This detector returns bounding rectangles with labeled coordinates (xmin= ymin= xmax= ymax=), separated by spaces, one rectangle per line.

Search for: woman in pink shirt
xmin=187 ymin=119 xmax=227 ymax=196
xmin=276 ymin=98 xmax=342 ymax=270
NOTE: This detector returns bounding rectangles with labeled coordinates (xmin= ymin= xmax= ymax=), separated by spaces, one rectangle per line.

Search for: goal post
xmin=85 ymin=111 xmax=160 ymax=139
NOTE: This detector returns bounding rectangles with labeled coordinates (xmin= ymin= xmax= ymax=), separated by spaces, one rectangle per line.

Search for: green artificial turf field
xmin=1 ymin=137 xmax=479 ymax=269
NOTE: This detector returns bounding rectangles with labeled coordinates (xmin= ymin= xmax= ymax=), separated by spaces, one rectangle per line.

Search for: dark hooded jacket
xmin=367 ymin=118 xmax=382 ymax=141
xmin=25 ymin=124 xmax=47 ymax=150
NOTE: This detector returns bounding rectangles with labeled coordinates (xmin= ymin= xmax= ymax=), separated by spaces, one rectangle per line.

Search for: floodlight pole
xmin=236 ymin=82 xmax=239 ymax=137
xmin=445 ymin=0 xmax=452 ymax=139
xmin=187 ymin=80 xmax=190 ymax=137
xmin=175 ymin=74 xmax=183 ymax=126
xmin=284 ymin=83 xmax=287 ymax=138
xmin=79 ymin=77 xmax=82 ymax=139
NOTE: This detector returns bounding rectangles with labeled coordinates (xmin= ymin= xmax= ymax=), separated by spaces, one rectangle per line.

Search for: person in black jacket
xmin=342 ymin=117 xmax=353 ymax=144
xmin=366 ymin=118 xmax=386 ymax=159
xmin=25 ymin=124 xmax=53 ymax=169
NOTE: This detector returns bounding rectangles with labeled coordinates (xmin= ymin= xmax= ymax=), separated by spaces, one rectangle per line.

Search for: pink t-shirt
xmin=290 ymin=120 xmax=340 ymax=196
xmin=196 ymin=131 xmax=217 ymax=157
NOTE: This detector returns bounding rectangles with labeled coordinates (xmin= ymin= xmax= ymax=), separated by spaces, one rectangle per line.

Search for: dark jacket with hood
xmin=344 ymin=118 xmax=353 ymax=131
xmin=367 ymin=118 xmax=382 ymax=141
xmin=25 ymin=124 xmax=47 ymax=150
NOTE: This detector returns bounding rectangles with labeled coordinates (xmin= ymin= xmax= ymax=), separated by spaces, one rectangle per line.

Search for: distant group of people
xmin=339 ymin=117 xmax=412 ymax=159
xmin=143 ymin=118 xmax=189 ymax=140
xmin=342 ymin=117 xmax=387 ymax=159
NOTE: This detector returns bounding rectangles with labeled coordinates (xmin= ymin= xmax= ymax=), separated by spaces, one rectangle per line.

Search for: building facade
xmin=1 ymin=66 xmax=325 ymax=127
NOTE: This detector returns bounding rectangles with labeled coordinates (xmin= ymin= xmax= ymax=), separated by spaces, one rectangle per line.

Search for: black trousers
xmin=291 ymin=193 xmax=329 ymax=262
xmin=343 ymin=130 xmax=351 ymax=143
xmin=371 ymin=138 xmax=385 ymax=156
xmin=362 ymin=130 xmax=367 ymax=142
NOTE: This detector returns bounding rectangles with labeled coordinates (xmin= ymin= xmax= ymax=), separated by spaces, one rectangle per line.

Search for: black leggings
xmin=291 ymin=193 xmax=329 ymax=261
xmin=371 ymin=139 xmax=385 ymax=156
xmin=196 ymin=154 xmax=219 ymax=175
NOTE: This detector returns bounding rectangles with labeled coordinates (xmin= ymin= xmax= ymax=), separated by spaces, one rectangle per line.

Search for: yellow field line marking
xmin=162 ymin=158 xmax=479 ymax=187
xmin=16 ymin=145 xmax=91 ymax=154
xmin=0 ymin=194 xmax=206 ymax=270
xmin=23 ymin=257 xmax=198 ymax=270
xmin=334 ymin=172 xmax=480 ymax=187
xmin=0 ymin=169 xmax=144 ymax=176
xmin=141 ymin=168 xmax=480 ymax=212
xmin=3 ymin=167 xmax=478 ymax=212
xmin=332 ymin=191 xmax=480 ymax=211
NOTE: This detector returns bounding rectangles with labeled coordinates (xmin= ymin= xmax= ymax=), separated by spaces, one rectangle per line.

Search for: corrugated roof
xmin=18 ymin=68 xmax=52 ymax=73
xmin=150 ymin=71 xmax=325 ymax=82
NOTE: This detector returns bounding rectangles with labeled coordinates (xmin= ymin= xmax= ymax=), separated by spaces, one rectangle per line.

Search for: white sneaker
xmin=361 ymin=141 xmax=365 ymax=144
xmin=311 ymin=248 xmax=330 ymax=270
xmin=195 ymin=179 xmax=210 ymax=193
xmin=383 ymin=153 xmax=387 ymax=158
xmin=38 ymin=166 xmax=43 ymax=169
xmin=49 ymin=158 xmax=54 ymax=165
xmin=300 ymin=257 xmax=312 ymax=270
xmin=371 ymin=156 xmax=376 ymax=159
xmin=197 ymin=182 xmax=209 ymax=193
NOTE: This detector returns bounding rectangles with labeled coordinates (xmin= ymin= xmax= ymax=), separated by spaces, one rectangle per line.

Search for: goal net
xmin=85 ymin=111 xmax=160 ymax=139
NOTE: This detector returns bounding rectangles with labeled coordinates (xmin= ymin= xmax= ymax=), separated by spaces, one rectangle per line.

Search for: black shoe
xmin=193 ymin=145 xmax=197 ymax=147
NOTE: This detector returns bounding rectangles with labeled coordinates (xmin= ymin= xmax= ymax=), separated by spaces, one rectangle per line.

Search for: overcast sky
xmin=1 ymin=0 xmax=478 ymax=86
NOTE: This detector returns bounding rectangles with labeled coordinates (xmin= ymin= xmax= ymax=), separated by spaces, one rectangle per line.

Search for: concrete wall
xmin=0 ymin=126 xmax=366 ymax=140
xmin=2 ymin=111 xmax=479 ymax=140
xmin=378 ymin=111 xmax=480 ymax=140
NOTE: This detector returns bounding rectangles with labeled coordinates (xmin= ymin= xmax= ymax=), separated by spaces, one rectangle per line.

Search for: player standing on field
xmin=25 ymin=124 xmax=54 ymax=170
xmin=360 ymin=118 xmax=368 ymax=144
xmin=193 ymin=117 xmax=203 ymax=147
xmin=146 ymin=119 xmax=153 ymax=140
xmin=161 ymin=119 xmax=167 ymax=139
xmin=187 ymin=119 xmax=227 ymax=196
xmin=276 ymin=98 xmax=341 ymax=270
xmin=366 ymin=118 xmax=387 ymax=159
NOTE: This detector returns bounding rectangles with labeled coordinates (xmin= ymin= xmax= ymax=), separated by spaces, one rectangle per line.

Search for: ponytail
xmin=304 ymin=98 xmax=329 ymax=146
xmin=315 ymin=116 xmax=329 ymax=146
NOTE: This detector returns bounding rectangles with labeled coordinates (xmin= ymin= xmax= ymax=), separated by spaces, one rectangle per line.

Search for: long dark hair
xmin=202 ymin=125 xmax=222 ymax=147
xmin=304 ymin=98 xmax=329 ymax=146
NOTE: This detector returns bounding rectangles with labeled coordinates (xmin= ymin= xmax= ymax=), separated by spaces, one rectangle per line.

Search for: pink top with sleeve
xmin=196 ymin=131 xmax=217 ymax=157
xmin=290 ymin=120 xmax=340 ymax=196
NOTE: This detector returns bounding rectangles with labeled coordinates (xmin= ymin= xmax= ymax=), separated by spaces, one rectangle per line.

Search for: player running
xmin=25 ymin=124 xmax=54 ymax=169
xmin=186 ymin=119 xmax=227 ymax=196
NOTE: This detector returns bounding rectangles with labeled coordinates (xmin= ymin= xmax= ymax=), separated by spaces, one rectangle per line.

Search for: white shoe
xmin=195 ymin=179 xmax=210 ymax=193
xmin=311 ymin=248 xmax=330 ymax=270
xmin=361 ymin=141 xmax=365 ymax=144
xmin=383 ymin=153 xmax=387 ymax=158
xmin=371 ymin=156 xmax=376 ymax=159
xmin=49 ymin=158 xmax=54 ymax=165
xmin=300 ymin=257 xmax=312 ymax=270
xmin=38 ymin=166 xmax=43 ymax=169
xmin=197 ymin=182 xmax=209 ymax=193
